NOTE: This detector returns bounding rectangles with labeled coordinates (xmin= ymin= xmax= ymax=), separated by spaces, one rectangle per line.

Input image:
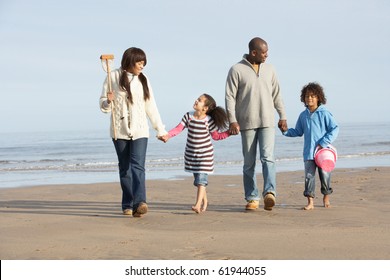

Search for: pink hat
xmin=314 ymin=145 xmax=337 ymax=172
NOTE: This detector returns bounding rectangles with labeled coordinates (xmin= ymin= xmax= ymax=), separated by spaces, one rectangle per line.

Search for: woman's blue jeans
xmin=113 ymin=138 xmax=148 ymax=211
xmin=304 ymin=160 xmax=333 ymax=198
xmin=241 ymin=127 xmax=276 ymax=201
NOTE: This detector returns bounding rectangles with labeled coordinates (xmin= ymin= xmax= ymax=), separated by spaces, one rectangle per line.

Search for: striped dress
xmin=168 ymin=111 xmax=222 ymax=174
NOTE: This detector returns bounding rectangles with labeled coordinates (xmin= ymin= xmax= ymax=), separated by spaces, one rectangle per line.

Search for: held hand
xmin=278 ymin=120 xmax=288 ymax=133
xmin=161 ymin=135 xmax=170 ymax=143
xmin=158 ymin=134 xmax=170 ymax=143
xmin=229 ymin=122 xmax=240 ymax=135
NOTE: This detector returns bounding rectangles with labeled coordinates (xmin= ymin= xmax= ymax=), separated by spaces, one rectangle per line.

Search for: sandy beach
xmin=1 ymin=167 xmax=389 ymax=260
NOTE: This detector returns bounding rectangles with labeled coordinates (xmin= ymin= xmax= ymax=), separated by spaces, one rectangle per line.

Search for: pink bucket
xmin=314 ymin=145 xmax=337 ymax=172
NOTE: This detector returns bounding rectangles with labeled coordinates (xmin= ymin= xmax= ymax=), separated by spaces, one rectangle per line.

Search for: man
xmin=225 ymin=37 xmax=287 ymax=211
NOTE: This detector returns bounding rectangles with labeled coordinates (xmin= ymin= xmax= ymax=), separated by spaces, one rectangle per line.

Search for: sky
xmin=0 ymin=0 xmax=389 ymax=133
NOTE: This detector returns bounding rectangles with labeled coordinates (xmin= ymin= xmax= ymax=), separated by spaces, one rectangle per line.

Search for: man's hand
xmin=278 ymin=119 xmax=288 ymax=132
xmin=229 ymin=122 xmax=240 ymax=135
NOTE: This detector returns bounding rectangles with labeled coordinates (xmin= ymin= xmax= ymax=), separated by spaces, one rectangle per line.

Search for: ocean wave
xmin=147 ymin=157 xmax=183 ymax=163
xmin=0 ymin=159 xmax=66 ymax=165
xmin=1 ymin=161 xmax=117 ymax=172
xmin=1 ymin=150 xmax=388 ymax=173
xmin=339 ymin=151 xmax=390 ymax=158
xmin=361 ymin=141 xmax=390 ymax=146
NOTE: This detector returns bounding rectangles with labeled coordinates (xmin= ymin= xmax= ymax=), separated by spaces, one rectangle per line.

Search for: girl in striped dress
xmin=159 ymin=94 xmax=230 ymax=213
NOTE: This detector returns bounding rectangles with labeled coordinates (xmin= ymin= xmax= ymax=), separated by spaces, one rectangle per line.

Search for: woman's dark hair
xmin=203 ymin=94 xmax=229 ymax=131
xmin=119 ymin=47 xmax=150 ymax=104
xmin=300 ymin=82 xmax=327 ymax=107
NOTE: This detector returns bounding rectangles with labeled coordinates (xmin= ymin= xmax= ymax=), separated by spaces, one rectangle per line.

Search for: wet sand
xmin=1 ymin=167 xmax=389 ymax=260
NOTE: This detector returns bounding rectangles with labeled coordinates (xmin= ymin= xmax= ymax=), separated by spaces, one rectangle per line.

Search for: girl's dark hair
xmin=119 ymin=47 xmax=150 ymax=104
xmin=203 ymin=94 xmax=229 ymax=131
xmin=300 ymin=82 xmax=327 ymax=107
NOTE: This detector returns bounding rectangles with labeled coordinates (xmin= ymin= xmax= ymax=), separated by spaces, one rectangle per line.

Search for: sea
xmin=1 ymin=122 xmax=389 ymax=189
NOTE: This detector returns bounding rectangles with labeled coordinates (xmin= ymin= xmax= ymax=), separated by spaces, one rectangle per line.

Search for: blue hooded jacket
xmin=284 ymin=105 xmax=339 ymax=160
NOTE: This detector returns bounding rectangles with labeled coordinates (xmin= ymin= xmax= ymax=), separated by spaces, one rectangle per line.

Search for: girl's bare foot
xmin=201 ymin=193 xmax=208 ymax=212
xmin=192 ymin=205 xmax=201 ymax=214
xmin=193 ymin=185 xmax=206 ymax=214
xmin=323 ymin=195 xmax=331 ymax=208
xmin=303 ymin=197 xmax=314 ymax=210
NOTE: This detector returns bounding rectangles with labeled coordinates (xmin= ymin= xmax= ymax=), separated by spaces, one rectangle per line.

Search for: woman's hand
xmin=158 ymin=134 xmax=170 ymax=143
xmin=107 ymin=91 xmax=114 ymax=103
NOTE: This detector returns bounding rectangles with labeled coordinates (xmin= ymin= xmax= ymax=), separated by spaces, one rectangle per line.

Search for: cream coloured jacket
xmin=99 ymin=68 xmax=167 ymax=140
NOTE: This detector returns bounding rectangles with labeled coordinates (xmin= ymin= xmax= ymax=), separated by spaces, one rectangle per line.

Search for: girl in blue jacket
xmin=283 ymin=82 xmax=339 ymax=210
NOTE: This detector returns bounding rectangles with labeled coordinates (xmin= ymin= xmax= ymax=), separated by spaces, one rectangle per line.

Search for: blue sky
xmin=0 ymin=0 xmax=389 ymax=133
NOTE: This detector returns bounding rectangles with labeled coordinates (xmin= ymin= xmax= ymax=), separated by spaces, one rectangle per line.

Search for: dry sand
xmin=1 ymin=167 xmax=389 ymax=260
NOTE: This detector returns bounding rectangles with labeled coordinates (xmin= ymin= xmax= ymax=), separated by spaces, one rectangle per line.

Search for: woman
xmin=99 ymin=47 xmax=167 ymax=217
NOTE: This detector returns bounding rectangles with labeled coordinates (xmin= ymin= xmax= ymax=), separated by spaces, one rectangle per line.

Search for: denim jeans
xmin=304 ymin=160 xmax=333 ymax=198
xmin=113 ymin=138 xmax=148 ymax=211
xmin=193 ymin=173 xmax=208 ymax=187
xmin=241 ymin=127 xmax=276 ymax=201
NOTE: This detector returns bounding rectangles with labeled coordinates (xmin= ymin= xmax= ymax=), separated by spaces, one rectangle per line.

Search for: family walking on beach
xmin=99 ymin=37 xmax=339 ymax=218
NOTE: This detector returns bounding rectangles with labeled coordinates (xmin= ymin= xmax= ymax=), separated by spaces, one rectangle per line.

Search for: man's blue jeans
xmin=241 ymin=127 xmax=276 ymax=201
xmin=113 ymin=138 xmax=148 ymax=211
